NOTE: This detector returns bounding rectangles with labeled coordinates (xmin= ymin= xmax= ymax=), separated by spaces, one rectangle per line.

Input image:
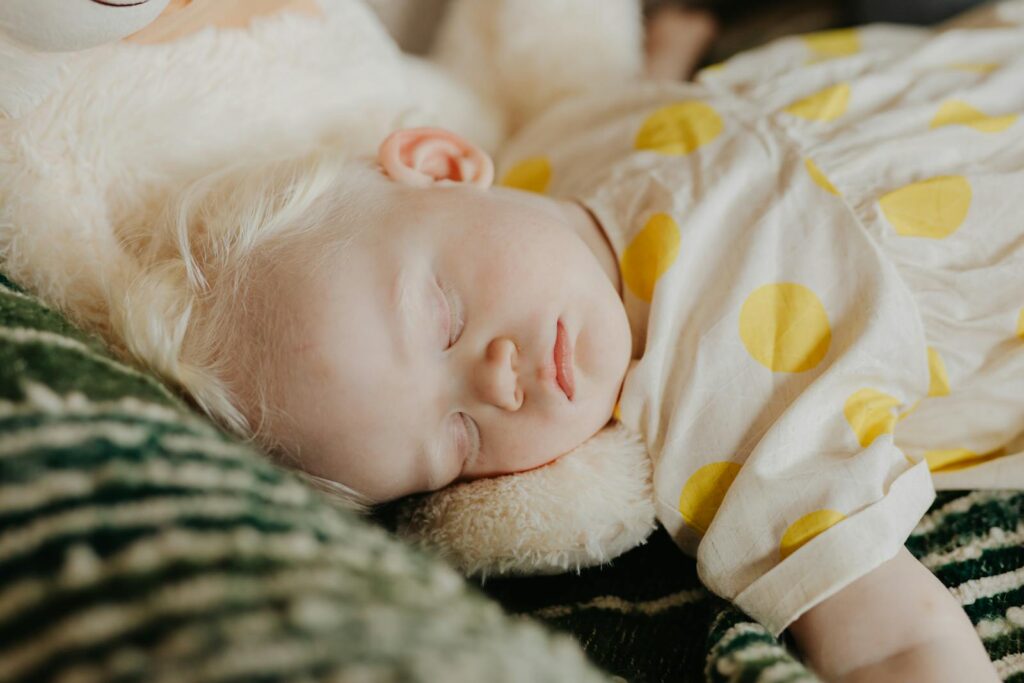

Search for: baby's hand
xmin=644 ymin=3 xmax=718 ymax=81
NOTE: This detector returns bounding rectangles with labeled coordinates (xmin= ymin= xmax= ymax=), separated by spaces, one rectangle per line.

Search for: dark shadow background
xmin=652 ymin=0 xmax=993 ymax=63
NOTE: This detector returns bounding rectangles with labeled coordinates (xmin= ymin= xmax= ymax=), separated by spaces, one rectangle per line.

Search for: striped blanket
xmin=1 ymin=271 xmax=1022 ymax=682
xmin=481 ymin=492 xmax=1024 ymax=681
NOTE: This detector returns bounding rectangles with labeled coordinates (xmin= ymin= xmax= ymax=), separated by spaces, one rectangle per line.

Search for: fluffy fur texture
xmin=432 ymin=0 xmax=644 ymax=133
xmin=0 ymin=0 xmax=411 ymax=346
xmin=397 ymin=422 xmax=657 ymax=577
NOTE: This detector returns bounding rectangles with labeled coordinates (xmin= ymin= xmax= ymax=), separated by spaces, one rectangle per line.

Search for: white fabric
xmin=498 ymin=22 xmax=1024 ymax=635
xmin=999 ymin=0 xmax=1024 ymax=22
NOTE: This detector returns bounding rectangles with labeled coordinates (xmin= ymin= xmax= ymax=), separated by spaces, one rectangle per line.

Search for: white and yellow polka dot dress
xmin=498 ymin=23 xmax=1024 ymax=635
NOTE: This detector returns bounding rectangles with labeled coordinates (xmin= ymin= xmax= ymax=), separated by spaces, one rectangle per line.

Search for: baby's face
xmin=268 ymin=173 xmax=632 ymax=502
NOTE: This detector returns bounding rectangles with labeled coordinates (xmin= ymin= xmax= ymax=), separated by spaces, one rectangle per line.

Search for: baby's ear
xmin=378 ymin=127 xmax=494 ymax=189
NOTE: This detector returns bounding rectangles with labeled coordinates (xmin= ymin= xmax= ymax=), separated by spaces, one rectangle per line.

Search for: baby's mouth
xmin=554 ymin=320 xmax=575 ymax=401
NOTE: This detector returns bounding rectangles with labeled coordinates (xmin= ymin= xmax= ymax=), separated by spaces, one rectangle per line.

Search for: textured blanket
xmin=1 ymin=272 xmax=1022 ymax=682
xmin=481 ymin=492 xmax=1024 ymax=681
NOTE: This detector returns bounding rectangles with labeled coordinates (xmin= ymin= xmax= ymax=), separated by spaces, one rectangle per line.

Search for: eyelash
xmin=436 ymin=279 xmax=478 ymax=469
xmin=438 ymin=278 xmax=464 ymax=350
xmin=456 ymin=412 xmax=481 ymax=471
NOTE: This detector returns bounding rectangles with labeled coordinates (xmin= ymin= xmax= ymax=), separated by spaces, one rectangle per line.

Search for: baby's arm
xmin=788 ymin=547 xmax=998 ymax=682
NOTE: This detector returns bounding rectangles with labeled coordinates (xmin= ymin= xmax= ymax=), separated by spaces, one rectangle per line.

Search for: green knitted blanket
xmin=1 ymin=272 xmax=1021 ymax=682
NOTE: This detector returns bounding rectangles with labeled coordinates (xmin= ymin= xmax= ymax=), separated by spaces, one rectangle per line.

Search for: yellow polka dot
xmin=635 ymin=101 xmax=723 ymax=155
xmin=699 ymin=61 xmax=726 ymax=76
xmin=783 ymin=83 xmax=851 ymax=122
xmin=844 ymin=388 xmax=901 ymax=448
xmin=620 ymin=213 xmax=682 ymax=302
xmin=679 ymin=462 xmax=741 ymax=534
xmin=1018 ymin=309 xmax=1024 ymax=340
xmin=927 ymin=447 xmax=1007 ymax=472
xmin=805 ymin=158 xmax=839 ymax=195
xmin=879 ymin=176 xmax=972 ymax=239
xmin=612 ymin=402 xmax=622 ymax=422
xmin=948 ymin=62 xmax=999 ymax=74
xmin=780 ymin=509 xmax=846 ymax=560
xmin=925 ymin=447 xmax=978 ymax=471
xmin=802 ymin=28 xmax=860 ymax=59
xmin=927 ymin=347 xmax=951 ymax=397
xmin=500 ymin=157 xmax=551 ymax=194
xmin=739 ymin=283 xmax=831 ymax=373
xmin=930 ymin=100 xmax=1017 ymax=133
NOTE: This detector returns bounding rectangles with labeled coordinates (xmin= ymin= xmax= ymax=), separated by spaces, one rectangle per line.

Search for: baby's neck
xmin=557 ymin=199 xmax=622 ymax=297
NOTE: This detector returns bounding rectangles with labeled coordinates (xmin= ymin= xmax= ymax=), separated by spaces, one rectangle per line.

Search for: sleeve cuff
xmin=722 ymin=460 xmax=935 ymax=636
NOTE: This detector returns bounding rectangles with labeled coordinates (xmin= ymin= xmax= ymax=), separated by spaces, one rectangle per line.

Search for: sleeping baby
xmin=12 ymin=2 xmax=1023 ymax=682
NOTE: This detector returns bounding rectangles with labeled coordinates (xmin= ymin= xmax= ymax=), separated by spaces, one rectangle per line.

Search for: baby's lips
xmin=554 ymin=320 xmax=575 ymax=401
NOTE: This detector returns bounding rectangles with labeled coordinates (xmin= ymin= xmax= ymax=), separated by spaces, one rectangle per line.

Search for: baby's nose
xmin=474 ymin=337 xmax=523 ymax=411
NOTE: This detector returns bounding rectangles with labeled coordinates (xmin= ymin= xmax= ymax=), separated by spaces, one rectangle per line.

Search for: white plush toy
xmin=0 ymin=0 xmax=656 ymax=579
xmin=0 ymin=0 xmax=172 ymax=119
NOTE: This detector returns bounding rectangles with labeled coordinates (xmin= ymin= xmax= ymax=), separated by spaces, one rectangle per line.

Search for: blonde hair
xmin=112 ymin=151 xmax=383 ymax=510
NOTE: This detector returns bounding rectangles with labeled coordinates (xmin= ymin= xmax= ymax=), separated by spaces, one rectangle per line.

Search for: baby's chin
xmin=516 ymin=406 xmax=622 ymax=481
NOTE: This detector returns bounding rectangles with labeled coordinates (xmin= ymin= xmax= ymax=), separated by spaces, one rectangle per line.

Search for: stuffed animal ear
xmin=395 ymin=422 xmax=656 ymax=577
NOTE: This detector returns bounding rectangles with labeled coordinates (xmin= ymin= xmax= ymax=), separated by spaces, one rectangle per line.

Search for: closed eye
xmin=457 ymin=412 xmax=481 ymax=472
xmin=438 ymin=278 xmax=464 ymax=349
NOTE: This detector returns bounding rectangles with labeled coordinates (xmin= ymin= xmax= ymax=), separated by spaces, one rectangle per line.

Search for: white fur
xmin=397 ymin=422 xmax=656 ymax=577
xmin=0 ymin=1 xmax=410 ymax=340
xmin=433 ymin=0 xmax=643 ymax=134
